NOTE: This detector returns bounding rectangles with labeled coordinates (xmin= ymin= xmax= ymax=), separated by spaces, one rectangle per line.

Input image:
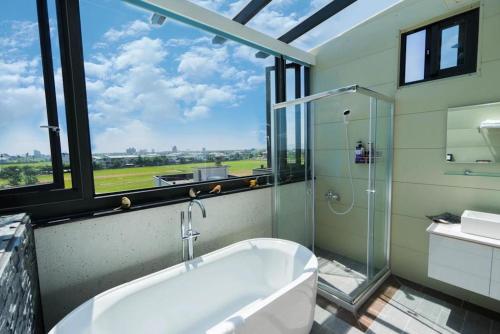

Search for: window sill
xmin=32 ymin=183 xmax=272 ymax=229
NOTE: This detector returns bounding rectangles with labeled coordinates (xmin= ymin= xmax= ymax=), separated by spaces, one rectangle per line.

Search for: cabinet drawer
xmin=429 ymin=234 xmax=492 ymax=278
xmin=428 ymin=262 xmax=490 ymax=296
xmin=428 ymin=234 xmax=493 ymax=296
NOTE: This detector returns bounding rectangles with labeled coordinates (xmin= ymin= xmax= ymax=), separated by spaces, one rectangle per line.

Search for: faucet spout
xmin=188 ymin=199 xmax=206 ymax=220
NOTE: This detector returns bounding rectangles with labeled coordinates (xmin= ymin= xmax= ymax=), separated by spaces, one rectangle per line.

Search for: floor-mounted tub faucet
xmin=181 ymin=199 xmax=207 ymax=261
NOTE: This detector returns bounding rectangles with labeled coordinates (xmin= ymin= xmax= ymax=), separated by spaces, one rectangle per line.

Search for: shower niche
xmin=271 ymin=85 xmax=394 ymax=311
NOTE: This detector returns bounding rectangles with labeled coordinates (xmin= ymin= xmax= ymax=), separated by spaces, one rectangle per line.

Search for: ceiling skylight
xmin=188 ymin=0 xmax=402 ymax=52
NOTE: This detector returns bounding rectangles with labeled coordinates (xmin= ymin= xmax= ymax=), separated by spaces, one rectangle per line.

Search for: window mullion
xmin=425 ymin=26 xmax=438 ymax=79
xmin=55 ymin=0 xmax=95 ymax=199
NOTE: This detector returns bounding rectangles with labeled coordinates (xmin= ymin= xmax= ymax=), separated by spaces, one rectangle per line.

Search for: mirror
xmin=446 ymin=102 xmax=500 ymax=163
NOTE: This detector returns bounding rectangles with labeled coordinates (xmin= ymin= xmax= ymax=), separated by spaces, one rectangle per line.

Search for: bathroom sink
xmin=461 ymin=210 xmax=500 ymax=240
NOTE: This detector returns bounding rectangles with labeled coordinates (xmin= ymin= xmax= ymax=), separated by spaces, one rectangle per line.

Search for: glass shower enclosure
xmin=271 ymin=85 xmax=394 ymax=311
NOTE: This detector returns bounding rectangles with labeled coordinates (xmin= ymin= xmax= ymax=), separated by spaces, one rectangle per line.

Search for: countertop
xmin=427 ymin=222 xmax=500 ymax=248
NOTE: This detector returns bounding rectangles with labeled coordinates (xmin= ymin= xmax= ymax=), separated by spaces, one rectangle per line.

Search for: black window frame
xmin=266 ymin=58 xmax=310 ymax=186
xmin=399 ymin=8 xmax=479 ymax=87
xmin=0 ymin=0 xmax=311 ymax=224
xmin=0 ymin=0 xmax=66 ymax=196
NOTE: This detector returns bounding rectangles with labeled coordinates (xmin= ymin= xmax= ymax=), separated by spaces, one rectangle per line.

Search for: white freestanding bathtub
xmin=49 ymin=238 xmax=318 ymax=334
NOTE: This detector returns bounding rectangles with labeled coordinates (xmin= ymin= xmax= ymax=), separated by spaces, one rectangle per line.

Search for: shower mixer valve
xmin=325 ymin=190 xmax=340 ymax=201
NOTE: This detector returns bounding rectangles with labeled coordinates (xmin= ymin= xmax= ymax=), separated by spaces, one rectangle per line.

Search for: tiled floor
xmin=311 ymin=275 xmax=500 ymax=334
xmin=315 ymin=247 xmax=369 ymax=298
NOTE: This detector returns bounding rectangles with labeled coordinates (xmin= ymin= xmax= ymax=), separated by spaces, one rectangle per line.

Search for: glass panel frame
xmin=271 ymin=85 xmax=394 ymax=307
xmin=0 ymin=0 xmax=65 ymax=195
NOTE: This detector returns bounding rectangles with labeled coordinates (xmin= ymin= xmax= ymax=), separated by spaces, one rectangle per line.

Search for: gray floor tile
xmin=368 ymin=302 xmax=410 ymax=334
xmin=314 ymin=276 xmax=500 ymax=334
xmin=310 ymin=321 xmax=327 ymax=334
xmin=314 ymin=305 xmax=335 ymax=326
xmin=404 ymin=318 xmax=440 ymax=334
xmin=411 ymin=294 xmax=445 ymax=330
xmin=323 ymin=317 xmax=364 ymax=334
xmin=391 ymin=286 xmax=425 ymax=311
xmin=433 ymin=304 xmax=465 ymax=334
xmin=491 ymin=320 xmax=500 ymax=334
xmin=462 ymin=311 xmax=492 ymax=334
xmin=316 ymin=247 xmax=368 ymax=298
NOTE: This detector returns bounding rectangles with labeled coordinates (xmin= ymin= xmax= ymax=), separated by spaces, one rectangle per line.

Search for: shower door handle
xmin=366 ymin=189 xmax=376 ymax=193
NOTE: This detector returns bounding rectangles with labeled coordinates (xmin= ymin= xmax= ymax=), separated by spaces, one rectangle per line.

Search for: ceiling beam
xmin=280 ymin=0 xmax=357 ymax=43
xmin=255 ymin=0 xmax=357 ymax=58
xmin=234 ymin=0 xmax=271 ymax=25
xmin=124 ymin=0 xmax=315 ymax=66
xmin=213 ymin=0 xmax=272 ymax=44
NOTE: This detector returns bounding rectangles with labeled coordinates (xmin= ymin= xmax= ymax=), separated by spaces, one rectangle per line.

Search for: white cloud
xmin=0 ymin=58 xmax=47 ymax=155
xmin=233 ymin=45 xmax=273 ymax=66
xmin=92 ymin=120 xmax=160 ymax=153
xmin=177 ymin=46 xmax=228 ymax=79
xmin=103 ymin=20 xmax=151 ymax=42
xmin=184 ymin=105 xmax=209 ymax=119
xmin=0 ymin=20 xmax=38 ymax=52
xmin=0 ymin=85 xmax=45 ymax=123
xmin=247 ymin=9 xmax=299 ymax=37
xmin=114 ymin=37 xmax=167 ymax=69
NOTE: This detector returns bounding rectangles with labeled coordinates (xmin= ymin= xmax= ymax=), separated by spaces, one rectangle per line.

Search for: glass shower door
xmin=369 ymin=98 xmax=393 ymax=281
xmin=271 ymin=85 xmax=393 ymax=308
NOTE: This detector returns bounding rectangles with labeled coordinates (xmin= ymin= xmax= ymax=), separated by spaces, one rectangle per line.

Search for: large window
xmin=400 ymin=8 xmax=479 ymax=86
xmin=0 ymin=0 xmax=70 ymax=193
xmin=79 ymin=0 xmax=272 ymax=195
xmin=0 ymin=0 xmax=309 ymax=220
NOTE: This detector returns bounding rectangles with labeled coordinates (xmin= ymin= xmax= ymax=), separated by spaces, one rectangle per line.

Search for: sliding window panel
xmin=0 ymin=0 xmax=69 ymax=194
xmin=79 ymin=0 xmax=273 ymax=195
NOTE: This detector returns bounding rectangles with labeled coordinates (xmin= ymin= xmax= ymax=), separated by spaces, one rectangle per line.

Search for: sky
xmin=0 ymin=0 xmax=400 ymax=156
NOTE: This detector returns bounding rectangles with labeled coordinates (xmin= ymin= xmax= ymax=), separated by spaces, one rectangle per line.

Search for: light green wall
xmin=311 ymin=0 xmax=500 ymax=312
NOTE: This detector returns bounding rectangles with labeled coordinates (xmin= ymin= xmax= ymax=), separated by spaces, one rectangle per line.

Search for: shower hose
xmin=327 ymin=121 xmax=355 ymax=215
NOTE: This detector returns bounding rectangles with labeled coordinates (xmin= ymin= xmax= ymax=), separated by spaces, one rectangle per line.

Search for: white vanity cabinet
xmin=427 ymin=223 xmax=500 ymax=300
xmin=491 ymin=249 xmax=500 ymax=300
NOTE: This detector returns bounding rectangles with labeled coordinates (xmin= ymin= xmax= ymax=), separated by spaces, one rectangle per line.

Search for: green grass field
xmin=1 ymin=160 xmax=266 ymax=194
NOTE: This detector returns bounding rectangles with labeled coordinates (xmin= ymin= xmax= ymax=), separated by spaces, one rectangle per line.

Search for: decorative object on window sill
xmin=114 ymin=196 xmax=132 ymax=211
xmin=209 ymin=184 xmax=222 ymax=194
xmin=249 ymin=179 xmax=258 ymax=188
xmin=120 ymin=197 xmax=131 ymax=210
xmin=189 ymin=188 xmax=201 ymax=198
xmin=444 ymin=170 xmax=500 ymax=177
xmin=426 ymin=212 xmax=461 ymax=224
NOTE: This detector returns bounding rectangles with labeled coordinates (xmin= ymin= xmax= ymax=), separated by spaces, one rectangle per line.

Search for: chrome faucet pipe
xmin=181 ymin=199 xmax=207 ymax=261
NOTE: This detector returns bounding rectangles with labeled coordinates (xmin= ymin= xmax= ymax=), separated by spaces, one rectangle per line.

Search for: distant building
xmin=153 ymin=165 xmax=232 ymax=187
xmin=33 ymin=150 xmax=42 ymax=158
xmin=99 ymin=155 xmax=138 ymax=168
xmin=172 ymin=145 xmax=178 ymax=153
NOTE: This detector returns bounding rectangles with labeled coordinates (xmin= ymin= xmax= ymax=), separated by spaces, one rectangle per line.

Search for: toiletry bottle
xmin=355 ymin=141 xmax=365 ymax=163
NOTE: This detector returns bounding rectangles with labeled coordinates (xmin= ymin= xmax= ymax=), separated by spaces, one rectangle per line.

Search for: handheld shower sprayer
xmin=327 ymin=108 xmax=355 ymax=216
xmin=343 ymin=109 xmax=350 ymax=124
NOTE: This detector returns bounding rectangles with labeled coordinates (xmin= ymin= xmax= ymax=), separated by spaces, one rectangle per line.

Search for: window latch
xmin=40 ymin=125 xmax=60 ymax=134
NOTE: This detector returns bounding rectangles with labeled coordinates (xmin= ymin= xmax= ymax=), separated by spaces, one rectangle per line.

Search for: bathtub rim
xmin=49 ymin=237 xmax=318 ymax=333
